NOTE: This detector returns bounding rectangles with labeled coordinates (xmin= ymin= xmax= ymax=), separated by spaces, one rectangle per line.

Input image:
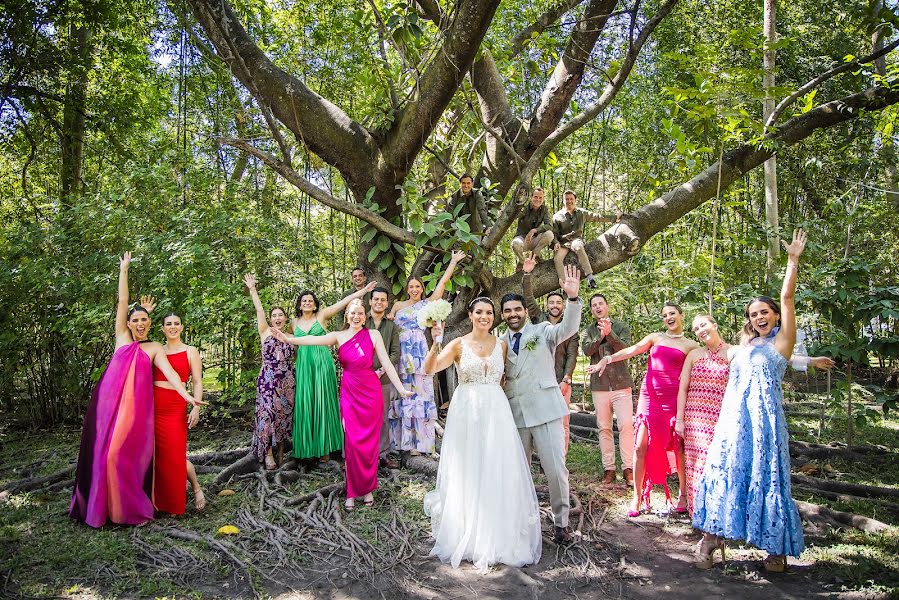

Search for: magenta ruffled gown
xmin=635 ymin=344 xmax=687 ymax=498
xmin=70 ymin=341 xmax=155 ymax=527
xmin=338 ymin=330 xmax=383 ymax=498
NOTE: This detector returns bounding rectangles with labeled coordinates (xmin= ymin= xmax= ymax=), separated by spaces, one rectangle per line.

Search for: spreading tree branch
xmin=765 ymin=37 xmax=899 ymax=128
xmin=218 ymin=138 xmax=415 ymax=245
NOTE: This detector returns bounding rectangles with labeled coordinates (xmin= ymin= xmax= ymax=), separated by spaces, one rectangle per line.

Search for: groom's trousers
xmin=518 ymin=418 xmax=570 ymax=528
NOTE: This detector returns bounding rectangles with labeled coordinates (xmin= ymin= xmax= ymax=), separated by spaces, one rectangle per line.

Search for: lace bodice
xmin=456 ymin=338 xmax=504 ymax=385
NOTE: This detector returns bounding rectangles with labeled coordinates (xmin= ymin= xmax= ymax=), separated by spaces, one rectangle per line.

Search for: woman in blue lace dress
xmin=692 ymin=230 xmax=808 ymax=572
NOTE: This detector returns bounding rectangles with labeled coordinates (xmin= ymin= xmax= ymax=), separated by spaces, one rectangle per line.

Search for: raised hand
xmin=120 ymin=251 xmax=132 ymax=270
xmin=244 ymin=273 xmax=257 ymax=290
xmin=522 ymin=253 xmax=537 ymax=274
xmin=450 ymin=250 xmax=467 ymax=264
xmin=559 ymin=263 xmax=582 ymax=299
xmin=781 ymin=229 xmax=807 ymax=259
xmin=430 ymin=322 xmax=445 ymax=342
xmin=361 ymin=280 xmax=378 ymax=294
xmin=140 ymin=295 xmax=157 ymax=313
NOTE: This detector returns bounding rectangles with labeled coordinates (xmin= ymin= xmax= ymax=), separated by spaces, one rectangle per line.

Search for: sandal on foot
xmin=344 ymin=499 xmax=356 ymax=512
xmin=363 ymin=495 xmax=374 ymax=507
xmin=763 ymin=555 xmax=787 ymax=573
xmin=194 ymin=489 xmax=206 ymax=511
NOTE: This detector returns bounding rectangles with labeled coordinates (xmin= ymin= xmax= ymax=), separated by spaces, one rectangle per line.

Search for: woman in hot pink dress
xmin=276 ymin=300 xmax=410 ymax=509
xmin=590 ymin=303 xmax=698 ymax=516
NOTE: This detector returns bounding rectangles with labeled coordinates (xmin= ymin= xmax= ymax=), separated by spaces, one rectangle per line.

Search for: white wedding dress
xmin=423 ymin=339 xmax=542 ymax=571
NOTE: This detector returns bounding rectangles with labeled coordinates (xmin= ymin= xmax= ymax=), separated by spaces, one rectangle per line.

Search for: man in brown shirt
xmin=511 ymin=187 xmax=554 ymax=267
xmin=522 ymin=257 xmax=578 ymax=455
xmin=580 ymin=293 xmax=634 ymax=484
xmin=552 ymin=190 xmax=615 ymax=289
xmin=366 ymin=286 xmax=401 ymax=469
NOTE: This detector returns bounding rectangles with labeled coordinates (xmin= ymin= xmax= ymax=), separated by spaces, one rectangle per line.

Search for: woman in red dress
xmin=152 ymin=311 xmax=206 ymax=513
xmin=590 ymin=303 xmax=699 ymax=516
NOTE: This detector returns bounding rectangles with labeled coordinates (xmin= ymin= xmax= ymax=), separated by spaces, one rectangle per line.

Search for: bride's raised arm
xmin=424 ymin=323 xmax=461 ymax=374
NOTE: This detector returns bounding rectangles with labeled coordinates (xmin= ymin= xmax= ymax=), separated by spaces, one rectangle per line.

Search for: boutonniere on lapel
xmin=524 ymin=334 xmax=542 ymax=352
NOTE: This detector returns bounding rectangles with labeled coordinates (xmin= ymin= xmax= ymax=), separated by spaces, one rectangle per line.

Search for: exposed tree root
xmin=792 ymin=485 xmax=899 ymax=515
xmin=795 ymin=500 xmax=892 ymax=533
xmin=403 ymin=454 xmax=439 ymax=476
xmin=792 ymin=474 xmax=899 ymax=500
xmin=285 ymin=481 xmax=345 ymax=506
xmin=790 ymin=440 xmax=889 ymax=460
xmin=212 ymin=453 xmax=260 ymax=488
xmin=0 ymin=464 xmax=75 ymax=495
xmin=189 ymin=447 xmax=252 ymax=465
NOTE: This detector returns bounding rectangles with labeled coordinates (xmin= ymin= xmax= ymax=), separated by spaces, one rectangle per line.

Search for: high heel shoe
xmin=763 ymin=554 xmax=787 ymax=573
xmin=694 ymin=537 xmax=726 ymax=570
xmin=627 ymin=489 xmax=651 ymax=517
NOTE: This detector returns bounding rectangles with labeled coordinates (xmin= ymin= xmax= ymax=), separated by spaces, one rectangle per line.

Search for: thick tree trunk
xmin=763 ymin=0 xmax=780 ymax=284
xmin=60 ymin=24 xmax=92 ymax=202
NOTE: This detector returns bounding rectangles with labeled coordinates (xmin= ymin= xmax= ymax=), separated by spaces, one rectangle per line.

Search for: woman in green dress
xmin=292 ymin=282 xmax=377 ymax=462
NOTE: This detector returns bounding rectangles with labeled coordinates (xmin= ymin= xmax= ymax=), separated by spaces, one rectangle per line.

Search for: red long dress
xmin=152 ymin=351 xmax=190 ymax=514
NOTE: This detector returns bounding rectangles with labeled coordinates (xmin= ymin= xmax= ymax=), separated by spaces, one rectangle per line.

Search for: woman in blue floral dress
xmin=692 ymin=230 xmax=808 ymax=572
xmin=388 ymin=251 xmax=465 ymax=455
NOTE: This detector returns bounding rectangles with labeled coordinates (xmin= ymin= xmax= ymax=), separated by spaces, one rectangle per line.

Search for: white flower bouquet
xmin=417 ymin=298 xmax=452 ymax=350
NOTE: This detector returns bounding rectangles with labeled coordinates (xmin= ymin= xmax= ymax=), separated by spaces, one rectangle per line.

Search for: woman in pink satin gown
xmin=589 ymin=303 xmax=698 ymax=516
xmin=70 ymin=253 xmax=203 ymax=528
xmin=276 ymin=299 xmax=410 ymax=509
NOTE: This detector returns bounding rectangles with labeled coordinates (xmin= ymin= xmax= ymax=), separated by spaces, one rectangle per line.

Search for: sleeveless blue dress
xmin=692 ymin=338 xmax=804 ymax=557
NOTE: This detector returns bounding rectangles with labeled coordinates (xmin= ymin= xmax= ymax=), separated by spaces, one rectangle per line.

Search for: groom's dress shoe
xmin=623 ymin=468 xmax=634 ymax=485
xmin=601 ymin=470 xmax=616 ymax=484
xmin=553 ymin=526 xmax=573 ymax=545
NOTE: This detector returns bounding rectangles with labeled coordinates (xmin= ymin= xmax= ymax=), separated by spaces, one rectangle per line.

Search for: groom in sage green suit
xmin=501 ymin=264 xmax=583 ymax=545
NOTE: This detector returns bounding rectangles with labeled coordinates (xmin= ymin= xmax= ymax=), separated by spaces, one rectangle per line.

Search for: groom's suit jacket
xmin=502 ymin=297 xmax=583 ymax=429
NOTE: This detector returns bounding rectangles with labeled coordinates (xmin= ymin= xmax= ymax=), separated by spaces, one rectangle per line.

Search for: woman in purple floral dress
xmin=245 ymin=274 xmax=296 ymax=469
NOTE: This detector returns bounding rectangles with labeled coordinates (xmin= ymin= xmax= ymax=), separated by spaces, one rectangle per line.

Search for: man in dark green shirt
xmin=366 ymin=286 xmax=401 ymax=469
xmin=446 ymin=173 xmax=494 ymax=236
xmin=511 ymin=187 xmax=555 ymax=267
xmin=340 ymin=266 xmax=371 ymax=313
xmin=552 ymin=189 xmax=615 ymax=289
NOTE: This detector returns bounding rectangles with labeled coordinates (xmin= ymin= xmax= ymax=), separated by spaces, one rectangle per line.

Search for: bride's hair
xmin=467 ymin=296 xmax=495 ymax=311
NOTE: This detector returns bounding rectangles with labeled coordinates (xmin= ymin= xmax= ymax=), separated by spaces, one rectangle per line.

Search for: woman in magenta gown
xmin=70 ymin=253 xmax=203 ymax=528
xmin=590 ymin=303 xmax=698 ymax=516
xmin=276 ymin=299 xmax=410 ymax=509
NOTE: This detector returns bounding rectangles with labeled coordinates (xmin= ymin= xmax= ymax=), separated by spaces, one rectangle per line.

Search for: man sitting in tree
xmin=552 ymin=189 xmax=616 ymax=289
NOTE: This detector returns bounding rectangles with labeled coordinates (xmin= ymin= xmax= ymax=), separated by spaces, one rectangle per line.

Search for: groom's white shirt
xmin=502 ymin=297 xmax=583 ymax=428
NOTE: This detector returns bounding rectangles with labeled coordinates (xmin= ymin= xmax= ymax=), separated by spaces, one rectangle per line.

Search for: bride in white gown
xmin=422 ymin=297 xmax=542 ymax=571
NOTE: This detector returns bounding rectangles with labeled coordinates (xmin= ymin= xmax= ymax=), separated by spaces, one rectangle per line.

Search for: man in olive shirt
xmin=366 ymin=286 xmax=401 ymax=469
xmin=522 ymin=257 xmax=577 ymax=456
xmin=446 ymin=173 xmax=493 ymax=236
xmin=552 ymin=190 xmax=615 ymax=289
xmin=511 ymin=187 xmax=554 ymax=267
xmin=341 ymin=266 xmax=371 ymax=312
xmin=580 ymin=293 xmax=634 ymax=484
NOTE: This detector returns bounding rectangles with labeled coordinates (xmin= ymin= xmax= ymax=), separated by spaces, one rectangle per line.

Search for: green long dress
xmin=292 ymin=321 xmax=343 ymax=459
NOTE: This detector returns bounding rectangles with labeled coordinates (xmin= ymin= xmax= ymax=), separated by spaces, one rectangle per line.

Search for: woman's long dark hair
xmin=741 ymin=296 xmax=780 ymax=343
xmin=294 ymin=290 xmax=320 ymax=317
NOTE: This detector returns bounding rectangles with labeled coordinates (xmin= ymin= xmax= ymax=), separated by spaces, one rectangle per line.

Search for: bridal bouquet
xmin=417 ymin=299 xmax=452 ymax=351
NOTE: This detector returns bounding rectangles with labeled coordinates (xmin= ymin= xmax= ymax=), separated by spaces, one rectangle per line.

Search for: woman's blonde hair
xmin=343 ymin=298 xmax=366 ymax=328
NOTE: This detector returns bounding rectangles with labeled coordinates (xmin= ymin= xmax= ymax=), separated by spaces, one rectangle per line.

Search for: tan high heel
xmin=763 ymin=554 xmax=786 ymax=572
xmin=694 ymin=537 xmax=726 ymax=570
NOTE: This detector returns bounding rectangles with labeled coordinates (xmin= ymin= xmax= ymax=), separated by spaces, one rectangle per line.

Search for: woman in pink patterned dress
xmin=674 ymin=315 xmax=730 ymax=516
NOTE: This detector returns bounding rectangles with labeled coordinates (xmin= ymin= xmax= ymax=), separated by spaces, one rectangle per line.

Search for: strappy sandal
xmin=344 ymin=499 xmax=356 ymax=512
xmin=363 ymin=494 xmax=374 ymax=508
xmin=763 ymin=554 xmax=787 ymax=573
xmin=193 ymin=488 xmax=206 ymax=511
xmin=694 ymin=537 xmax=725 ymax=570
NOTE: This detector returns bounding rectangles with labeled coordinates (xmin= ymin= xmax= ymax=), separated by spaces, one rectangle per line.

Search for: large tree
xmin=186 ymin=0 xmax=899 ymax=328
